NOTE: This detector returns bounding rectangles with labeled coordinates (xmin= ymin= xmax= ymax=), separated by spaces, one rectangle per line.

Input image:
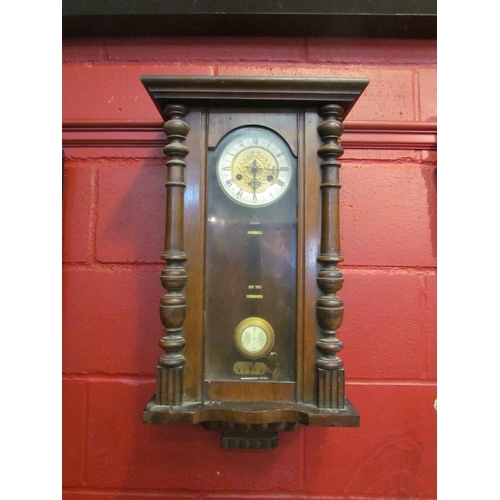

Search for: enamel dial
xmin=216 ymin=127 xmax=293 ymax=207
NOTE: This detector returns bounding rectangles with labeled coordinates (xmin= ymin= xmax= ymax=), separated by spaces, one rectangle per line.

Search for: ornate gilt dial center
xmin=232 ymin=147 xmax=278 ymax=195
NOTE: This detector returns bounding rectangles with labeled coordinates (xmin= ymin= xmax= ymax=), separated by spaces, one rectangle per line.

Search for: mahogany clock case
xmin=140 ymin=77 xmax=369 ymax=440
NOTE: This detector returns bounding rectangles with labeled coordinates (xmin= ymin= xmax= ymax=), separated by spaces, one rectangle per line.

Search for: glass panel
xmin=205 ymin=125 xmax=298 ymax=382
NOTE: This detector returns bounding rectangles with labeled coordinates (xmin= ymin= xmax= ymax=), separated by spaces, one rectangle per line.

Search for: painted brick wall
xmin=62 ymin=37 xmax=437 ymax=500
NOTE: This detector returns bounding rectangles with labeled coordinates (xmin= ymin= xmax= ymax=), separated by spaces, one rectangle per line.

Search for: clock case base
xmin=143 ymin=396 xmax=359 ymax=448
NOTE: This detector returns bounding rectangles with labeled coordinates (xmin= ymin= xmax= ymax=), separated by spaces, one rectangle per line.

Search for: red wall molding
xmin=62 ymin=120 xmax=437 ymax=151
xmin=343 ymin=121 xmax=436 ymax=150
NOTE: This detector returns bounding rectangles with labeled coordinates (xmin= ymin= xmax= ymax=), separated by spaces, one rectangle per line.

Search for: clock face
xmin=216 ymin=128 xmax=293 ymax=207
xmin=234 ymin=317 xmax=275 ymax=360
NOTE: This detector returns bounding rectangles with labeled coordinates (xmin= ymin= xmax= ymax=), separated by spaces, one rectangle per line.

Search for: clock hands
xmin=245 ymin=158 xmax=276 ymax=201
xmin=249 ymin=159 xmax=260 ymax=201
xmin=217 ymin=130 xmax=292 ymax=206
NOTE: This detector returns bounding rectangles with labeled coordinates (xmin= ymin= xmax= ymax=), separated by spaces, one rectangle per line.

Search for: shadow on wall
xmin=99 ymin=162 xmax=299 ymax=493
xmin=343 ymin=432 xmax=423 ymax=496
xmin=424 ymin=116 xmax=437 ymax=260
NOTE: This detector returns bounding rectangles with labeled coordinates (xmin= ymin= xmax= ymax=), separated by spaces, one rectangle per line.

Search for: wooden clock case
xmin=140 ymin=76 xmax=369 ymax=448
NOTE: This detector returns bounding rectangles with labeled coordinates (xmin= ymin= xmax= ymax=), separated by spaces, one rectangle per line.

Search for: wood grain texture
xmin=144 ymin=397 xmax=359 ymax=427
xmin=205 ymin=381 xmax=296 ymax=403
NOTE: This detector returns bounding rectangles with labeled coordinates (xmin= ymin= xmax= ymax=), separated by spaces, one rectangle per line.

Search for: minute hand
xmin=248 ymin=159 xmax=260 ymax=201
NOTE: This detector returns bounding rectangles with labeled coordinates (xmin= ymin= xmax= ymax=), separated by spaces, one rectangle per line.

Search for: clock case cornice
xmin=141 ymin=76 xmax=369 ymax=121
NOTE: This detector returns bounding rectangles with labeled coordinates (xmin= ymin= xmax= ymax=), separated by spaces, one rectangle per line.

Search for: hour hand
xmin=248 ymin=160 xmax=260 ymax=199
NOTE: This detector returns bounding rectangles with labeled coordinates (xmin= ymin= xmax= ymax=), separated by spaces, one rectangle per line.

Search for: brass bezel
xmin=234 ymin=317 xmax=275 ymax=360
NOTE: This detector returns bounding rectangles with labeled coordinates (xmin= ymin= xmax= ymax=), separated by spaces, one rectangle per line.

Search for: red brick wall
xmin=62 ymin=37 xmax=436 ymax=499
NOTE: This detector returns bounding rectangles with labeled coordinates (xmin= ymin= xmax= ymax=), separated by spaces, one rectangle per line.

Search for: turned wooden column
xmin=315 ymin=104 xmax=346 ymax=409
xmin=157 ymin=104 xmax=190 ymax=406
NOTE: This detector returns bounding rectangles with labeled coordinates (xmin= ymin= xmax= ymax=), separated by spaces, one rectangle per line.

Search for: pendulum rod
xmin=246 ymin=216 xmax=263 ymax=317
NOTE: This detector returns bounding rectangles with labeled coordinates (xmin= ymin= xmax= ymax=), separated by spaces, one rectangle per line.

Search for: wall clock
xmin=140 ymin=76 xmax=369 ymax=448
